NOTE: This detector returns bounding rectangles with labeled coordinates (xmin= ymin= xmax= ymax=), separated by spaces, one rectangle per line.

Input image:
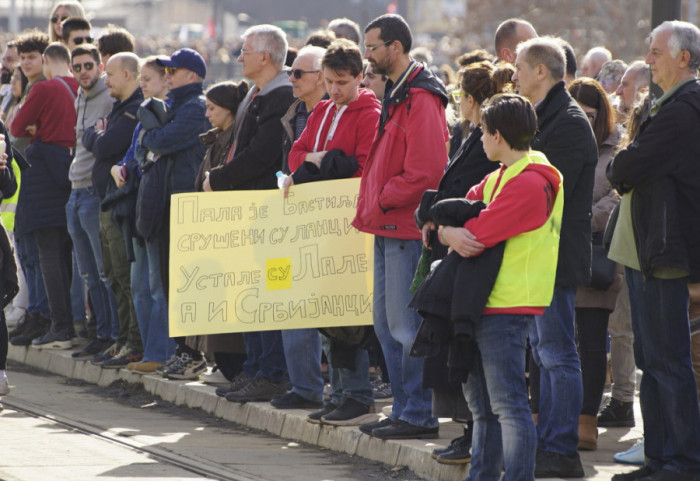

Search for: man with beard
xmin=0 ymin=42 xmax=19 ymax=114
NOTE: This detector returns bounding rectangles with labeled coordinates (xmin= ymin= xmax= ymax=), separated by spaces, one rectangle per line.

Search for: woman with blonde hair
xmin=48 ymin=1 xmax=86 ymax=42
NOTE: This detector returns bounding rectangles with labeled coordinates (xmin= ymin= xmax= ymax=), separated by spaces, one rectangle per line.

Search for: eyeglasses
xmin=50 ymin=15 xmax=68 ymax=23
xmin=365 ymin=40 xmax=393 ymax=52
xmin=451 ymin=91 xmax=464 ymax=103
xmin=72 ymin=62 xmax=95 ymax=73
xmin=72 ymin=36 xmax=93 ymax=45
xmin=239 ymin=48 xmax=260 ymax=56
xmin=164 ymin=67 xmax=182 ymax=75
xmin=289 ymin=69 xmax=320 ymax=79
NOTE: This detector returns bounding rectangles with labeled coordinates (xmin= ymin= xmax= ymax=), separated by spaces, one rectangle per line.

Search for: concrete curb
xmin=8 ymin=344 xmax=469 ymax=481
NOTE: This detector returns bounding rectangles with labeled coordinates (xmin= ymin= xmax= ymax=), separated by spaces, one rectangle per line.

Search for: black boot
xmin=598 ymin=397 xmax=635 ymax=427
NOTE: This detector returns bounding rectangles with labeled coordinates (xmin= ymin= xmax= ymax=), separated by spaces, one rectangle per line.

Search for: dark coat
xmin=415 ymin=126 xmax=499 ymax=262
xmin=608 ymin=79 xmax=700 ymax=282
xmin=194 ymin=125 xmax=235 ymax=192
xmin=208 ymin=81 xmax=294 ymax=191
xmin=83 ymin=87 xmax=143 ymax=199
xmin=532 ymin=81 xmax=598 ymax=288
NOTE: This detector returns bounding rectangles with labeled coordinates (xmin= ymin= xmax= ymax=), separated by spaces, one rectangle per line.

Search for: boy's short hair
xmin=480 ymin=93 xmax=537 ymax=151
xmin=322 ymin=39 xmax=363 ymax=77
xmin=15 ymin=29 xmax=50 ymax=54
xmin=43 ymin=42 xmax=71 ymax=65
xmin=61 ymin=17 xmax=92 ymax=43
xmin=97 ymin=24 xmax=135 ymax=57
xmin=71 ymin=44 xmax=101 ymax=64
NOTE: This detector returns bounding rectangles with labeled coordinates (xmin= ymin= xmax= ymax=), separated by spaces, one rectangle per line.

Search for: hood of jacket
xmin=167 ymin=82 xmax=204 ymax=107
xmin=258 ymin=70 xmax=293 ymax=97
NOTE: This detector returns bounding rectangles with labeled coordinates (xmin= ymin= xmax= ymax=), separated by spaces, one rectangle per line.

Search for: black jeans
xmin=575 ymin=307 xmax=611 ymax=416
xmin=34 ymin=226 xmax=73 ymax=333
xmin=0 ymin=309 xmax=7 ymax=369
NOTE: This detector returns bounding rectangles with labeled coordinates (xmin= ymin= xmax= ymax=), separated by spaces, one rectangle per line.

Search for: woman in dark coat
xmin=414 ymin=61 xmax=514 ymax=464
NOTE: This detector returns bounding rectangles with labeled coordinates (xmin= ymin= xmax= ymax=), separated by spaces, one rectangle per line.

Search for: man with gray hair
xmin=494 ymin=17 xmax=538 ymax=63
xmin=513 ymin=36 xmax=597 ymax=478
xmin=608 ymin=20 xmax=700 ymax=481
xmin=615 ymin=60 xmax=650 ymax=119
xmin=328 ymin=17 xmax=361 ymax=45
xmin=580 ymin=46 xmax=612 ymax=79
xmin=207 ymin=25 xmax=294 ymax=403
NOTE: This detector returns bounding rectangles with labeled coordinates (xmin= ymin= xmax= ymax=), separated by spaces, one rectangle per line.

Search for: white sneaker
xmin=0 ymin=372 xmax=10 ymax=396
xmin=613 ymin=438 xmax=644 ymax=465
xmin=200 ymin=367 xmax=229 ymax=385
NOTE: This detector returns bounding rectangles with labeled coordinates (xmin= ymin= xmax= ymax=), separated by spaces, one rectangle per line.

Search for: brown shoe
xmin=127 ymin=361 xmax=165 ymax=374
xmin=577 ymin=414 xmax=598 ymax=451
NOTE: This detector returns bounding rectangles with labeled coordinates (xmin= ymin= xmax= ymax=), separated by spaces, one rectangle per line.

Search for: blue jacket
xmin=140 ymin=83 xmax=210 ymax=195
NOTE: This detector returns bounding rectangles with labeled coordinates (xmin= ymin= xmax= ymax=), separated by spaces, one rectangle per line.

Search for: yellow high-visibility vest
xmin=0 ymin=159 xmax=20 ymax=232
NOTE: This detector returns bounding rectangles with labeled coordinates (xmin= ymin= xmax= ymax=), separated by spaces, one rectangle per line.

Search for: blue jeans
xmin=373 ymin=236 xmax=436 ymax=428
xmin=322 ymin=333 xmax=374 ymax=406
xmin=15 ymin=232 xmax=50 ymax=318
xmin=243 ymin=331 xmax=287 ymax=383
xmin=70 ymin=254 xmax=85 ymax=323
xmin=626 ymin=268 xmax=700 ymax=473
xmin=66 ymin=188 xmax=117 ymax=340
xmin=281 ymin=328 xmax=323 ymax=402
xmin=529 ymin=286 xmax=582 ymax=455
xmin=464 ymin=314 xmax=536 ymax=481
xmin=131 ymin=239 xmax=174 ymax=362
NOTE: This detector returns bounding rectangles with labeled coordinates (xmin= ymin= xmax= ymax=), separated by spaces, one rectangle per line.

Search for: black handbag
xmin=588 ymin=231 xmax=616 ymax=290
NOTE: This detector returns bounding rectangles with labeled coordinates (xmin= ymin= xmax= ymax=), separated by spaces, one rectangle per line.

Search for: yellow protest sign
xmin=169 ymin=178 xmax=374 ymax=337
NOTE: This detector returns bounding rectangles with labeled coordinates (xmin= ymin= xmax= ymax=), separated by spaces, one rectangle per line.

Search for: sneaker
xmin=31 ymin=328 xmax=75 ymax=350
xmin=9 ymin=313 xmax=49 ymax=346
xmin=598 ymin=397 xmax=635 ymax=427
xmin=156 ymin=353 xmax=180 ymax=377
xmin=90 ymin=342 xmax=121 ymax=365
xmin=307 ymin=402 xmax=338 ymax=424
xmin=271 ymin=391 xmax=323 ymax=410
xmin=5 ymin=305 xmax=26 ymax=328
xmin=372 ymin=419 xmax=439 ymax=440
xmin=359 ymin=417 xmax=394 ymax=435
xmin=8 ymin=311 xmax=29 ymax=338
xmin=72 ymin=338 xmax=113 ymax=359
xmin=128 ymin=361 xmax=165 ymax=374
xmin=101 ymin=348 xmax=143 ymax=369
xmin=200 ymin=366 xmax=230 ymax=385
xmin=321 ymin=398 xmax=379 ymax=426
xmin=630 ymin=469 xmax=699 ymax=481
xmin=432 ymin=435 xmax=472 ymax=464
xmin=166 ymin=352 xmax=207 ymax=380
xmin=614 ymin=439 xmax=645 ymax=465
xmin=611 ymin=466 xmax=657 ymax=481
xmin=371 ymin=379 xmax=393 ymax=400
xmin=215 ymin=371 xmax=253 ymax=398
xmin=225 ymin=377 xmax=287 ymax=403
xmin=534 ymin=450 xmax=585 ymax=478
xmin=0 ymin=372 xmax=9 ymax=396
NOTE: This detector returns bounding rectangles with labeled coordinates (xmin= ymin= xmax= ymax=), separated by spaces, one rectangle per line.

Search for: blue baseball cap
xmin=157 ymin=48 xmax=207 ymax=79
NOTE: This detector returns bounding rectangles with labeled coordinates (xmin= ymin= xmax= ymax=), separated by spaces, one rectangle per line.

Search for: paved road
xmin=0 ymin=365 xmax=423 ymax=481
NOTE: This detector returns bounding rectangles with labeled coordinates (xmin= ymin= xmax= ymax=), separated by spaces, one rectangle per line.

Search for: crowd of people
xmin=0 ymin=2 xmax=699 ymax=481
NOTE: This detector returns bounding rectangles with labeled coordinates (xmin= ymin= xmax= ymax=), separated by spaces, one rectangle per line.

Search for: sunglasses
xmin=72 ymin=36 xmax=93 ymax=45
xmin=289 ymin=69 xmax=320 ymax=79
xmin=164 ymin=67 xmax=182 ymax=75
xmin=72 ymin=62 xmax=95 ymax=73
xmin=50 ymin=15 xmax=68 ymax=24
xmin=451 ymin=91 xmax=463 ymax=103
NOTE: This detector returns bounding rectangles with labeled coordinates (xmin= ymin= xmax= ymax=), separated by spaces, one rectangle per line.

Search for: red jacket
xmin=11 ymin=76 xmax=78 ymax=148
xmin=352 ymin=65 xmax=449 ymax=239
xmin=288 ymin=88 xmax=380 ymax=178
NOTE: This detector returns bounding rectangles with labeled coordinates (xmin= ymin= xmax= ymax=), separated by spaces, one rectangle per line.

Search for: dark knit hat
xmin=205 ymin=81 xmax=248 ymax=113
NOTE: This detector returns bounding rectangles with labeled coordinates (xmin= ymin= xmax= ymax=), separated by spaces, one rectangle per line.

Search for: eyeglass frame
xmin=451 ymin=91 xmax=464 ymax=103
xmin=164 ymin=67 xmax=183 ymax=75
xmin=365 ymin=39 xmax=393 ymax=52
xmin=50 ymin=15 xmax=68 ymax=23
xmin=289 ymin=68 xmax=320 ymax=79
xmin=72 ymin=61 xmax=95 ymax=73
xmin=72 ymin=36 xmax=94 ymax=45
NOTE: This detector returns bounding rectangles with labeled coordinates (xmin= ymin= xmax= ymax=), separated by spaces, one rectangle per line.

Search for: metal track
xmin=1 ymin=396 xmax=261 ymax=481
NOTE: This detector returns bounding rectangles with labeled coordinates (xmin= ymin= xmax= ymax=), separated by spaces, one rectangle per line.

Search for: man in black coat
xmin=607 ymin=21 xmax=700 ymax=481
xmin=513 ymin=36 xmax=597 ymax=478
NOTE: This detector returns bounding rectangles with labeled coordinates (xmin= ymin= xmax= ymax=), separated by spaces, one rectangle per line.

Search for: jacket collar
xmin=535 ymin=81 xmax=569 ymax=125
xmin=167 ymin=82 xmax=203 ymax=104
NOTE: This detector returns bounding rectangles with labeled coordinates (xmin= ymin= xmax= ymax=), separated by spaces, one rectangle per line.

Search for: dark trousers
xmin=575 ymin=307 xmax=611 ymax=415
xmin=0 ymin=309 xmax=7 ymax=369
xmin=34 ymin=226 xmax=73 ymax=333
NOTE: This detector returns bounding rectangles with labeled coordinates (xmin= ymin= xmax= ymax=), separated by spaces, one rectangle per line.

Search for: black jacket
xmin=415 ymin=126 xmax=499 ymax=262
xmin=608 ymin=79 xmax=700 ymax=282
xmin=208 ymin=77 xmax=294 ymax=191
xmin=83 ymin=87 xmax=143 ymax=198
xmin=532 ymin=81 xmax=597 ymax=288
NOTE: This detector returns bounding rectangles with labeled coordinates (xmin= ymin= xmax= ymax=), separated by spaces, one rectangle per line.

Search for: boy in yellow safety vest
xmin=438 ymin=93 xmax=563 ymax=481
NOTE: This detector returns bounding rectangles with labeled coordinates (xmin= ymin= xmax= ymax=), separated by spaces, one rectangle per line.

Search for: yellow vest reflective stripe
xmin=0 ymin=160 xmax=20 ymax=232
xmin=482 ymin=150 xmax=563 ymax=309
